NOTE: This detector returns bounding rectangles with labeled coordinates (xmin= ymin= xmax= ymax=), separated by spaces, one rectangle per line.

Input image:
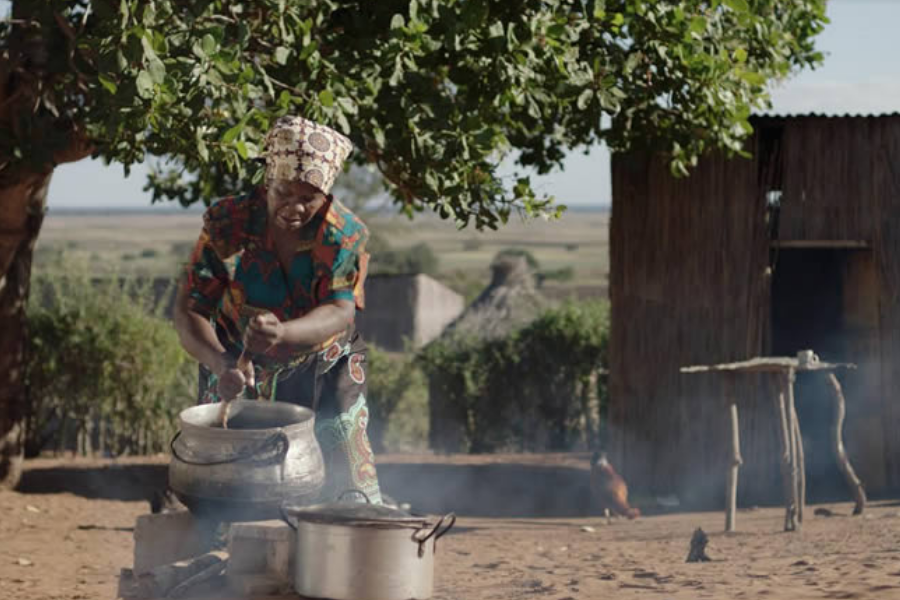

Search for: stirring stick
xmin=218 ymin=350 xmax=253 ymax=429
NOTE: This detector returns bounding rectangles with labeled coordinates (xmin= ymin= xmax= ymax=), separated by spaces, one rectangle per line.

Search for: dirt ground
xmin=3 ymin=454 xmax=900 ymax=600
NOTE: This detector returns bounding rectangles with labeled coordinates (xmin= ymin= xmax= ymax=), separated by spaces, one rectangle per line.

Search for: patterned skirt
xmin=197 ymin=327 xmax=382 ymax=504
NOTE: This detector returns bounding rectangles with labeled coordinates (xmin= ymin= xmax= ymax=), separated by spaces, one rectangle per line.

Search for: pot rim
xmin=178 ymin=400 xmax=315 ymax=436
xmin=281 ymin=500 xmax=435 ymax=530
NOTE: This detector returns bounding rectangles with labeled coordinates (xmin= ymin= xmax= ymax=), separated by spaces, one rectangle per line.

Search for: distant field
xmin=34 ymin=207 xmax=610 ymax=300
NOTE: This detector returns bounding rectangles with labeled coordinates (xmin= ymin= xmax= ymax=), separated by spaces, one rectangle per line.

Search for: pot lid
xmin=282 ymin=498 xmax=431 ymax=529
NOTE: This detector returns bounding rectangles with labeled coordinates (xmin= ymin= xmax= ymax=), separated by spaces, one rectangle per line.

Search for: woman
xmin=173 ymin=115 xmax=381 ymax=504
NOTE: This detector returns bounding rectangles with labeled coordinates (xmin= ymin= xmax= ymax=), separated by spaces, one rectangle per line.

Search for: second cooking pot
xmin=281 ymin=491 xmax=455 ymax=600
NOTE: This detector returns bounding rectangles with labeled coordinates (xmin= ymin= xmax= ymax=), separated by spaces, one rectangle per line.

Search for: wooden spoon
xmin=218 ymin=350 xmax=253 ymax=429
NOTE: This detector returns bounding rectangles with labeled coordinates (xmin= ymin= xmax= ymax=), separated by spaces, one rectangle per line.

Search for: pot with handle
xmin=169 ymin=400 xmax=325 ymax=521
xmin=281 ymin=490 xmax=456 ymax=600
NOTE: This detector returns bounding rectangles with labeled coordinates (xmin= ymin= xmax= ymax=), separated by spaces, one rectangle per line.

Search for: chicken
xmin=590 ymin=451 xmax=640 ymax=520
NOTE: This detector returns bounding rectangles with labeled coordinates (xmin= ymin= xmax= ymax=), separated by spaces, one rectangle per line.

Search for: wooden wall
xmin=609 ymin=115 xmax=900 ymax=506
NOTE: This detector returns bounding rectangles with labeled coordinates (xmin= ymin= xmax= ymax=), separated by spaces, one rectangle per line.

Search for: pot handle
xmin=170 ymin=429 xmax=290 ymax=466
xmin=280 ymin=502 xmax=299 ymax=532
xmin=412 ymin=513 xmax=456 ymax=558
xmin=337 ymin=489 xmax=371 ymax=504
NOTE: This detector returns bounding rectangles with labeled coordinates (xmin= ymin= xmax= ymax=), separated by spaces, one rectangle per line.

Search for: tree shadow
xmin=15 ymin=460 xmax=597 ymax=519
xmin=16 ymin=463 xmax=167 ymax=503
xmin=378 ymin=463 xmax=594 ymax=518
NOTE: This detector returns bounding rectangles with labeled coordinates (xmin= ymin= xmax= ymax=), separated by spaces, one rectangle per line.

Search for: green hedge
xmin=418 ymin=300 xmax=609 ymax=453
xmin=366 ymin=345 xmax=429 ymax=453
xmin=25 ymin=268 xmax=195 ymax=457
xmin=24 ymin=257 xmax=429 ymax=457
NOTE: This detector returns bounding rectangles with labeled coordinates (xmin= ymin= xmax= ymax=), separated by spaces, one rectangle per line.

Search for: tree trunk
xmin=0 ymin=172 xmax=51 ymax=488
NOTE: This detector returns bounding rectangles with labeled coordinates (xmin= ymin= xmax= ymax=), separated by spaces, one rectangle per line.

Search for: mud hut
xmin=609 ymin=113 xmax=900 ymax=507
xmin=426 ymin=254 xmax=548 ymax=452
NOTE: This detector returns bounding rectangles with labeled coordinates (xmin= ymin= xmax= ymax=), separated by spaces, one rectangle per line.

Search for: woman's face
xmin=266 ymin=179 xmax=328 ymax=231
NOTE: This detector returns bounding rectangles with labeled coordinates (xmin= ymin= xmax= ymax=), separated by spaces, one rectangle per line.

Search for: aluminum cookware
xmin=281 ymin=490 xmax=455 ymax=600
xmin=169 ymin=400 xmax=325 ymax=521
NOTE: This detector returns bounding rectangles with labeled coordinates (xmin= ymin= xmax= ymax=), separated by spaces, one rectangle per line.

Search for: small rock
xmin=16 ymin=558 xmax=33 ymax=567
xmin=634 ymin=571 xmax=659 ymax=579
xmin=559 ymin=546 xmax=569 ymax=552
xmin=792 ymin=560 xmax=811 ymax=567
xmin=25 ymin=505 xmax=41 ymax=514
xmin=581 ymin=526 xmax=596 ymax=533
xmin=686 ymin=527 xmax=712 ymax=563
xmin=599 ymin=573 xmax=617 ymax=580
xmin=813 ymin=508 xmax=836 ymax=517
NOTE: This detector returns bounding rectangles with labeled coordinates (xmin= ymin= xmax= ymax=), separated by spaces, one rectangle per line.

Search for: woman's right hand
xmin=214 ymin=353 xmax=255 ymax=400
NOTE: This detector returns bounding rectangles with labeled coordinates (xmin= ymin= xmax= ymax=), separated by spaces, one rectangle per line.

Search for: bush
xmin=538 ymin=266 xmax=575 ymax=284
xmin=140 ymin=248 xmax=160 ymax=259
xmin=494 ymin=248 xmax=540 ymax=270
xmin=418 ymin=300 xmax=609 ymax=453
xmin=25 ymin=262 xmax=195 ymax=457
xmin=366 ymin=345 xmax=428 ymax=453
xmin=369 ymin=242 xmax=439 ymax=277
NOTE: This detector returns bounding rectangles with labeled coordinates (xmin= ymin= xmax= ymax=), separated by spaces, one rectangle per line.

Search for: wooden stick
xmin=726 ymin=400 xmax=742 ymax=533
xmin=791 ymin=400 xmax=806 ymax=524
xmin=826 ymin=373 xmax=867 ymax=515
xmin=786 ymin=367 xmax=802 ymax=530
xmin=775 ymin=374 xmax=796 ymax=531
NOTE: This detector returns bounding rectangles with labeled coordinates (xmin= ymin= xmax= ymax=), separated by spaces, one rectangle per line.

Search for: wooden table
xmin=681 ymin=356 xmax=866 ymax=532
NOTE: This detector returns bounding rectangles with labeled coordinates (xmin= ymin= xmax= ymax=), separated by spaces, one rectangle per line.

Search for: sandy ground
xmin=2 ymin=455 xmax=900 ymax=600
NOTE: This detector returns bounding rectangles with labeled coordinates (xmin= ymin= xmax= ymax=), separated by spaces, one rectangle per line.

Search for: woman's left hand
xmin=245 ymin=312 xmax=285 ymax=354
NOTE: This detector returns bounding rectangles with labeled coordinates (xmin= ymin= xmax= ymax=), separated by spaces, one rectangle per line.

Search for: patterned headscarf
xmin=263 ymin=116 xmax=353 ymax=194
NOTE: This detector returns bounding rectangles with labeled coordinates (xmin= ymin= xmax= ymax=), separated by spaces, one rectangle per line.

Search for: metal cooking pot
xmin=169 ymin=400 xmax=325 ymax=521
xmin=281 ymin=491 xmax=456 ymax=600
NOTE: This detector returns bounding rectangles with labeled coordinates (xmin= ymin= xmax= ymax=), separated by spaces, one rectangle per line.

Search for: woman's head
xmin=262 ymin=115 xmax=352 ymax=196
xmin=265 ymin=178 xmax=329 ymax=231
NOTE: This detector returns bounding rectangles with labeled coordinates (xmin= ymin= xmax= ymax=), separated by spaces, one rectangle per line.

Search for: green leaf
xmin=274 ymin=46 xmax=290 ymax=65
xmin=736 ymin=69 xmax=767 ymax=86
xmin=318 ymin=89 xmax=335 ymax=107
xmin=611 ymin=13 xmax=625 ymax=26
xmin=140 ymin=35 xmax=158 ymax=62
xmin=222 ymin=123 xmax=244 ymax=144
xmin=723 ymin=0 xmax=750 ymax=13
xmin=135 ymin=70 xmax=154 ymax=98
xmin=391 ymin=14 xmax=405 ymax=30
xmin=733 ymin=47 xmax=748 ymax=63
xmin=547 ymin=24 xmax=567 ymax=39
xmin=689 ymin=16 xmax=706 ymax=34
xmin=98 ymin=74 xmax=118 ymax=94
xmin=576 ymin=89 xmax=594 ymax=110
xmin=235 ymin=141 xmax=249 ymax=159
xmin=197 ymin=139 xmax=209 ymax=162
xmin=201 ymin=34 xmax=217 ymax=57
xmin=148 ymin=58 xmax=166 ymax=84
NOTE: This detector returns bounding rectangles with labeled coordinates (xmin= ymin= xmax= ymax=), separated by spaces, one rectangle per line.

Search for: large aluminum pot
xmin=281 ymin=491 xmax=455 ymax=600
xmin=169 ymin=400 xmax=325 ymax=521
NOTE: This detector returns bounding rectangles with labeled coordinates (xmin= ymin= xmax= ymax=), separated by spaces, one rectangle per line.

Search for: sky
xmin=42 ymin=0 xmax=900 ymax=209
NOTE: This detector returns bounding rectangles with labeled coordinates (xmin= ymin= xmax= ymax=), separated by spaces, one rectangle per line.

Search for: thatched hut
xmin=609 ymin=113 xmax=900 ymax=507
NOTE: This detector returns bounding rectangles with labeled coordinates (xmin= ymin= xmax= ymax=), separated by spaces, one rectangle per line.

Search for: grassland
xmin=34 ymin=206 xmax=610 ymax=300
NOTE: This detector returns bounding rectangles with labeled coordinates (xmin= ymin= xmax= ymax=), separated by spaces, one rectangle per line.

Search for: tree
xmin=0 ymin=0 xmax=827 ymax=486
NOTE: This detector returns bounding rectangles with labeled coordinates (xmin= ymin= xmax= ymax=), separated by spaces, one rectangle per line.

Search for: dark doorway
xmin=770 ymin=247 xmax=876 ymax=501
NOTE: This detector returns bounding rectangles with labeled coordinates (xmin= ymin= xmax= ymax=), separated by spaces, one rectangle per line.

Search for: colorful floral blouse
xmin=185 ymin=187 xmax=369 ymax=369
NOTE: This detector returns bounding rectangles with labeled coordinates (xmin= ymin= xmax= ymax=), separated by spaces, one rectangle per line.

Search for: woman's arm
xmin=173 ymin=280 xmax=254 ymax=398
xmin=244 ymin=299 xmax=355 ymax=354
xmin=172 ymin=282 xmax=229 ymax=374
